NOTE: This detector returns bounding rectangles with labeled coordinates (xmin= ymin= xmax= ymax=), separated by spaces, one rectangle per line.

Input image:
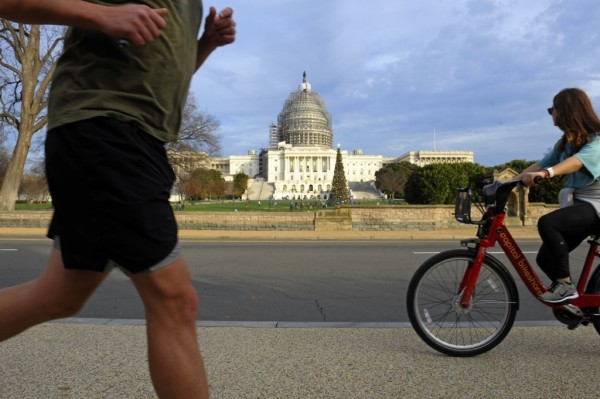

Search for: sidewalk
xmin=1 ymin=321 xmax=599 ymax=398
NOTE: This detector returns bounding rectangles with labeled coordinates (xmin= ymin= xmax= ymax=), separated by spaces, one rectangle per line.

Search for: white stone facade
xmin=260 ymin=143 xmax=383 ymax=200
xmin=204 ymin=73 xmax=474 ymax=200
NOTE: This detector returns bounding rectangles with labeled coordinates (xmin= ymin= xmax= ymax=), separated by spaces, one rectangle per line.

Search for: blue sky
xmin=190 ymin=0 xmax=600 ymax=166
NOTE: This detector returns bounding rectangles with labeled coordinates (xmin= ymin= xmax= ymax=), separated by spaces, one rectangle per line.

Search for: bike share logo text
xmin=499 ymin=232 xmax=544 ymax=296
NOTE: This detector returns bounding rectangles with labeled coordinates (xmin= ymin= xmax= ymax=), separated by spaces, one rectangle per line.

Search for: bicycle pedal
xmin=562 ymin=303 xmax=583 ymax=317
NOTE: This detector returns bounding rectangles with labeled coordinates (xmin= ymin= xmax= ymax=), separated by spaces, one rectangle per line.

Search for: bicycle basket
xmin=454 ymin=187 xmax=472 ymax=224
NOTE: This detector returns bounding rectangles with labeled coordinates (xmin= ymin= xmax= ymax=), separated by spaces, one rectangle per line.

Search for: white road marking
xmin=413 ymin=251 xmax=538 ymax=255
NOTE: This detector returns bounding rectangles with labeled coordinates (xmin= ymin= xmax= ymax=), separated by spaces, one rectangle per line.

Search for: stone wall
xmin=0 ymin=204 xmax=557 ymax=231
xmin=176 ymin=212 xmax=315 ymax=231
xmin=349 ymin=205 xmax=458 ymax=231
xmin=527 ymin=203 xmax=559 ymax=223
xmin=0 ymin=211 xmax=52 ymax=228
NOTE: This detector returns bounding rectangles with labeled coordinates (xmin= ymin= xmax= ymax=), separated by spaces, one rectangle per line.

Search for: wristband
xmin=544 ymin=167 xmax=555 ymax=178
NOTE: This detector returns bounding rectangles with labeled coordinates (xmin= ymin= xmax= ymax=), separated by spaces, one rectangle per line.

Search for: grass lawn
xmin=14 ymin=199 xmax=399 ymax=212
xmin=172 ymin=199 xmax=395 ymax=212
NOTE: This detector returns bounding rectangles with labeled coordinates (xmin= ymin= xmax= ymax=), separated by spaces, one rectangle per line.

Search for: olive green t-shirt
xmin=47 ymin=0 xmax=203 ymax=143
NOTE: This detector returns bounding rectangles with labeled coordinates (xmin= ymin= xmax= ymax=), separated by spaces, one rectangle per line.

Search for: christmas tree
xmin=328 ymin=147 xmax=350 ymax=205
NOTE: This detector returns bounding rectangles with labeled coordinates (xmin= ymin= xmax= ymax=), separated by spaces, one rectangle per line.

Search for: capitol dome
xmin=275 ymin=72 xmax=333 ymax=149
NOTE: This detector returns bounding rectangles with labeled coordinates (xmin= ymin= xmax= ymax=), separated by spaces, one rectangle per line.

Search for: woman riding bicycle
xmin=520 ymin=88 xmax=600 ymax=303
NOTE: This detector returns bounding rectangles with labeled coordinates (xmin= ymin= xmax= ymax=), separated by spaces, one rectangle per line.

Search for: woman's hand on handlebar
xmin=521 ymin=171 xmax=546 ymax=186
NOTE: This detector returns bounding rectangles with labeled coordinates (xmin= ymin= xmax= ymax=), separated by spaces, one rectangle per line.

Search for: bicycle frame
xmin=457 ymin=182 xmax=600 ymax=311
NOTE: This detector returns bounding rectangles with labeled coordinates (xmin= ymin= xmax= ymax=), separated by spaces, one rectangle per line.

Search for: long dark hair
xmin=554 ymin=88 xmax=600 ymax=153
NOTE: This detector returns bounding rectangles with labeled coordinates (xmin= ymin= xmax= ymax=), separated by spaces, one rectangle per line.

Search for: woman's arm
xmin=521 ymin=156 xmax=583 ymax=186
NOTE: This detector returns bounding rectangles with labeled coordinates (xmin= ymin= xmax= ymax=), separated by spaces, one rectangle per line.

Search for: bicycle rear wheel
xmin=407 ymin=249 xmax=519 ymax=357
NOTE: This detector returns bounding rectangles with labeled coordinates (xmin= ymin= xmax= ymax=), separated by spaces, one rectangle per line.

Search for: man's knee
xmin=134 ymin=263 xmax=200 ymax=322
xmin=145 ymin=284 xmax=199 ymax=327
xmin=161 ymin=283 xmax=199 ymax=316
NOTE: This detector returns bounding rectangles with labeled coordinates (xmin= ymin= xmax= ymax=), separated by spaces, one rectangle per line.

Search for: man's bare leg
xmin=0 ymin=248 xmax=107 ymax=341
xmin=131 ymin=257 xmax=209 ymax=399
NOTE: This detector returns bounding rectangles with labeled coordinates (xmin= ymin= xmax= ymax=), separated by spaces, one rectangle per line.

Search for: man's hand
xmin=201 ymin=6 xmax=237 ymax=50
xmin=0 ymin=1 xmax=168 ymax=47
xmin=98 ymin=5 xmax=168 ymax=46
xmin=195 ymin=6 xmax=236 ymax=70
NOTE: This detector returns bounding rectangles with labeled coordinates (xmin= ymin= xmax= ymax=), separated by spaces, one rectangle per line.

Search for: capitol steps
xmin=348 ymin=182 xmax=383 ymax=201
xmin=247 ymin=180 xmax=275 ymax=201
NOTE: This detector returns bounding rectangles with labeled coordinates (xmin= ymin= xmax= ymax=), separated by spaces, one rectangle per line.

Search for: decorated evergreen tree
xmin=328 ymin=147 xmax=350 ymax=205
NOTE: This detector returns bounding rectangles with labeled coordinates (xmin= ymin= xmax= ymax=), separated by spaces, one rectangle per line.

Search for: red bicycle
xmin=406 ymin=178 xmax=600 ymax=356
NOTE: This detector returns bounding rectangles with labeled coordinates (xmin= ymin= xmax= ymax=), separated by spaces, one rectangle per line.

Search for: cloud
xmin=190 ymin=0 xmax=600 ymax=166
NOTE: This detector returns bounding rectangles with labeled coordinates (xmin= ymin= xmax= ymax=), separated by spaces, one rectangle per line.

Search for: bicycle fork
xmin=456 ymin=245 xmax=488 ymax=311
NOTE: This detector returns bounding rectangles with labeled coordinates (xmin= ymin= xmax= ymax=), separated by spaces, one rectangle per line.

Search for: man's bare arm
xmin=196 ymin=6 xmax=236 ymax=71
xmin=0 ymin=0 xmax=167 ymax=46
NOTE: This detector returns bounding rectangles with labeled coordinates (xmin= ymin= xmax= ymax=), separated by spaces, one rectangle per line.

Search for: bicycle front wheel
xmin=406 ymin=249 xmax=519 ymax=357
xmin=585 ymin=265 xmax=600 ymax=336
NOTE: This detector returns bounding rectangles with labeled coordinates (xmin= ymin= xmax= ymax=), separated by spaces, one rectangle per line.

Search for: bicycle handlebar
xmin=458 ymin=176 xmax=549 ymax=224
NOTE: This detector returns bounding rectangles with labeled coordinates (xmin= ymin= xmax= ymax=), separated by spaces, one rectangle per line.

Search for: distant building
xmin=174 ymin=72 xmax=474 ymax=201
xmin=389 ymin=150 xmax=474 ymax=167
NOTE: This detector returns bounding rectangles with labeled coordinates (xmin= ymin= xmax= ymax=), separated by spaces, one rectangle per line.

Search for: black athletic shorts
xmin=45 ymin=117 xmax=180 ymax=274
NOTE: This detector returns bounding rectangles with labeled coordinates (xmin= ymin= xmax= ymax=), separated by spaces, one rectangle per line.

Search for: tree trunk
xmin=0 ymin=23 xmax=58 ymax=211
xmin=0 ymin=131 xmax=32 ymax=210
xmin=0 ymin=75 xmax=36 ymax=210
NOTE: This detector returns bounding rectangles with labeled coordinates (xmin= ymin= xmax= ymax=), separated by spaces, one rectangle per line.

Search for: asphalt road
xmin=0 ymin=236 xmax=588 ymax=323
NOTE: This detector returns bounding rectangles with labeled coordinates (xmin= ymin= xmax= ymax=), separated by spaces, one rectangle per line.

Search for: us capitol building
xmin=207 ymin=72 xmax=473 ymax=201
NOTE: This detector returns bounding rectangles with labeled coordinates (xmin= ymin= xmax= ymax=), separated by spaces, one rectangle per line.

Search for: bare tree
xmin=0 ymin=21 xmax=63 ymax=210
xmin=377 ymin=169 xmax=407 ymax=200
xmin=167 ymin=93 xmax=222 ymax=201
xmin=18 ymin=157 xmax=48 ymax=203
xmin=167 ymin=93 xmax=221 ymax=155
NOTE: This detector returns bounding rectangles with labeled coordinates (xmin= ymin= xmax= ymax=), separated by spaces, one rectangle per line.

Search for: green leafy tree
xmin=232 ymin=172 xmax=249 ymax=199
xmin=405 ymin=162 xmax=487 ymax=204
xmin=201 ymin=168 xmax=226 ymax=199
xmin=529 ymin=175 xmax=565 ymax=204
xmin=490 ymin=159 xmax=535 ymax=174
xmin=328 ymin=147 xmax=350 ymax=205
xmin=184 ymin=167 xmax=227 ymax=200
xmin=489 ymin=159 xmax=562 ymax=204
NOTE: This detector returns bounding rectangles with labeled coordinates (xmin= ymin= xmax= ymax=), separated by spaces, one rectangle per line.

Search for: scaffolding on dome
xmin=273 ymin=73 xmax=333 ymax=149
